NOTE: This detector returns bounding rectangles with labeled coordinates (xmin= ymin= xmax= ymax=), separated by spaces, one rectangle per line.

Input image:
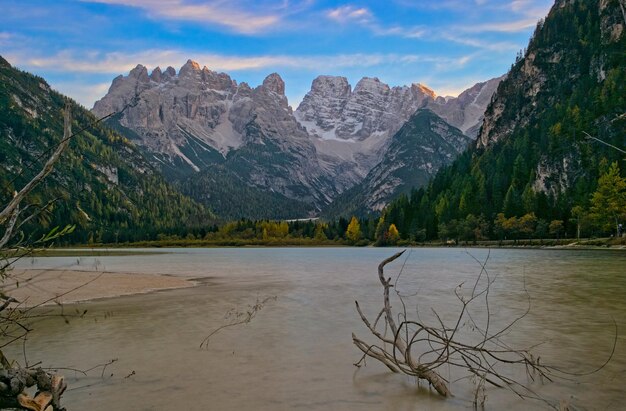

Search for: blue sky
xmin=1 ymin=0 xmax=553 ymax=108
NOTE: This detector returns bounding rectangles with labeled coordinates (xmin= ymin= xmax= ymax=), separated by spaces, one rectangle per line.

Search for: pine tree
xmin=503 ymin=185 xmax=522 ymax=217
xmin=375 ymin=216 xmax=388 ymax=245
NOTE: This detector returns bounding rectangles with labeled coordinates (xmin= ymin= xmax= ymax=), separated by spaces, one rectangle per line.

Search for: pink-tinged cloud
xmin=80 ymin=0 xmax=281 ymax=34
xmin=326 ymin=5 xmax=373 ymax=24
xmin=325 ymin=5 xmax=427 ymax=39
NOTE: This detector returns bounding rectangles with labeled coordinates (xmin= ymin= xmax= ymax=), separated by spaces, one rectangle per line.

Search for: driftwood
xmin=352 ymin=251 xmax=558 ymax=406
xmin=0 ymin=301 xmax=68 ymax=410
xmin=352 ymin=251 xmax=451 ymax=396
xmin=0 ymin=368 xmax=66 ymax=410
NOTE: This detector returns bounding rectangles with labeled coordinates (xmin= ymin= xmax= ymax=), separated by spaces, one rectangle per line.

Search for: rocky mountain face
xmin=323 ymin=110 xmax=471 ymax=217
xmin=94 ymin=60 xmax=241 ymax=165
xmin=475 ymin=0 xmax=625 ymax=196
xmin=426 ymin=76 xmax=504 ymax=138
xmin=477 ymin=0 xmax=624 ymax=151
xmin=93 ymin=60 xmax=502 ymax=218
xmin=93 ymin=60 xmax=337 ymax=211
xmin=294 ymin=75 xmax=501 ymax=183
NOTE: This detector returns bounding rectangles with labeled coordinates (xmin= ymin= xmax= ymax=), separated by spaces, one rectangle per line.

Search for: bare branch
xmin=0 ymin=204 xmax=20 ymax=249
xmin=583 ymin=131 xmax=626 ymax=155
xmin=0 ymin=103 xmax=72 ymax=225
xmin=200 ymin=296 xmax=277 ymax=349
xmin=352 ymin=251 xmax=613 ymax=406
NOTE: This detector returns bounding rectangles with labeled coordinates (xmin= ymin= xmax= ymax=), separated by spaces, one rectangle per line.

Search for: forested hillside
xmin=378 ymin=0 xmax=625 ymax=242
xmin=177 ymin=165 xmax=315 ymax=220
xmin=0 ymin=56 xmax=213 ymax=244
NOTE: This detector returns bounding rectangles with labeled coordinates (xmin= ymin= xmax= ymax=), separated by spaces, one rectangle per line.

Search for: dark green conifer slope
xmin=382 ymin=0 xmax=625 ymax=239
xmin=177 ymin=164 xmax=315 ymax=220
xmin=0 ymin=56 xmax=214 ymax=244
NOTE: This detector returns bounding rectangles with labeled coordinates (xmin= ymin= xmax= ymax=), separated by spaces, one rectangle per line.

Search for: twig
xmin=200 ymin=296 xmax=277 ymax=349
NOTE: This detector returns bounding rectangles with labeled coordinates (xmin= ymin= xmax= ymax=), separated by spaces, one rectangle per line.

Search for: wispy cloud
xmin=0 ymin=32 xmax=13 ymax=46
xmin=392 ymin=0 xmax=488 ymax=11
xmin=371 ymin=25 xmax=426 ymax=38
xmin=456 ymin=17 xmax=540 ymax=33
xmin=326 ymin=5 xmax=373 ymax=24
xmin=393 ymin=0 xmax=552 ymax=34
xmin=325 ymin=5 xmax=426 ymax=39
xmin=394 ymin=0 xmax=550 ymax=13
xmin=511 ymin=0 xmax=534 ymax=12
xmin=440 ymin=34 xmax=519 ymax=52
xmin=512 ymin=1 xmax=553 ymax=22
xmin=324 ymin=1 xmax=549 ymax=44
xmin=8 ymin=49 xmax=475 ymax=75
xmin=80 ymin=0 xmax=283 ymax=34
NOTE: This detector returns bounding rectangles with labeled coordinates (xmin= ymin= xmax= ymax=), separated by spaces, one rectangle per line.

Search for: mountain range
xmin=93 ymin=63 xmax=502 ymax=218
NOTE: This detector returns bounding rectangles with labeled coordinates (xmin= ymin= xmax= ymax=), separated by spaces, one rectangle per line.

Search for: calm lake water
xmin=8 ymin=248 xmax=626 ymax=410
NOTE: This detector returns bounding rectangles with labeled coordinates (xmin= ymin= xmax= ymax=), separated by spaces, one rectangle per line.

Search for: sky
xmin=1 ymin=0 xmax=554 ymax=109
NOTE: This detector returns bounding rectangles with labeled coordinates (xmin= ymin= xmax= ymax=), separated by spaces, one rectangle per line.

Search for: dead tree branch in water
xmin=352 ymin=251 xmax=615 ymax=408
xmin=200 ymin=296 xmax=277 ymax=349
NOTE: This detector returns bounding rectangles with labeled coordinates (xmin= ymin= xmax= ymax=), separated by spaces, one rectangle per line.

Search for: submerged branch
xmin=200 ymin=296 xmax=277 ymax=349
xmin=352 ymin=250 xmax=612 ymax=407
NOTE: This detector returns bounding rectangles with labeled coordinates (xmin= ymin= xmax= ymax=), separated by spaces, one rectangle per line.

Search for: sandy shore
xmin=5 ymin=269 xmax=197 ymax=307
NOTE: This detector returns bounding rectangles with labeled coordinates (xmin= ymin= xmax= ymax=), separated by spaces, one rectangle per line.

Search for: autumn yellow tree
xmin=258 ymin=221 xmax=290 ymax=238
xmin=518 ymin=213 xmax=538 ymax=239
xmin=386 ymin=224 xmax=400 ymax=244
xmin=314 ymin=223 xmax=328 ymax=241
xmin=346 ymin=216 xmax=362 ymax=242
xmin=549 ymin=220 xmax=564 ymax=240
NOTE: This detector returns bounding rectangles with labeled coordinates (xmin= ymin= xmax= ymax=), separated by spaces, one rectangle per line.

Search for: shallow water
xmin=7 ymin=248 xmax=626 ymax=410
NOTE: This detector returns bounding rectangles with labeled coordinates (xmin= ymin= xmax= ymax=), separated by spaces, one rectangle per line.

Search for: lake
xmin=7 ymin=247 xmax=626 ymax=410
